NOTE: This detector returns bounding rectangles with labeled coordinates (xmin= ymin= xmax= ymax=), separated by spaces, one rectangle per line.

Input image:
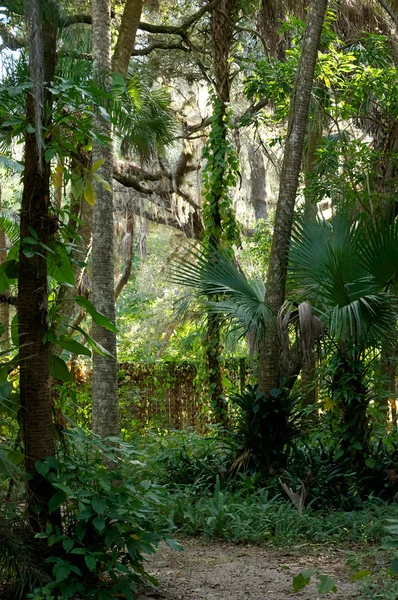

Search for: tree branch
xmin=0 ymin=22 xmax=25 ymax=50
xmin=376 ymin=0 xmax=398 ymax=29
xmin=131 ymin=40 xmax=189 ymax=56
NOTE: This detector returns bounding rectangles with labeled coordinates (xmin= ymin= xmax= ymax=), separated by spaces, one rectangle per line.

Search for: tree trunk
xmin=112 ymin=0 xmax=144 ymax=76
xmin=91 ymin=0 xmax=119 ymax=438
xmin=381 ymin=337 xmax=397 ymax=426
xmin=18 ymin=0 xmax=57 ymax=526
xmin=114 ymin=208 xmax=134 ymax=301
xmin=204 ymin=0 xmax=239 ymax=427
xmin=0 ymin=186 xmax=10 ymax=347
xmin=258 ymin=0 xmax=328 ymax=395
xmin=249 ymin=146 xmax=268 ymax=221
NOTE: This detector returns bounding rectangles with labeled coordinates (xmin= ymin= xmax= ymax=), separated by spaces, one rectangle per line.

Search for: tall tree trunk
xmin=0 ymin=186 xmax=10 ymax=347
xmin=112 ymin=0 xmax=144 ymax=76
xmin=114 ymin=208 xmax=134 ymax=301
xmin=204 ymin=0 xmax=239 ymax=426
xmin=91 ymin=0 xmax=119 ymax=438
xmin=381 ymin=338 xmax=397 ymax=425
xmin=18 ymin=0 xmax=57 ymax=525
xmin=258 ymin=0 xmax=328 ymax=395
xmin=249 ymin=146 xmax=268 ymax=221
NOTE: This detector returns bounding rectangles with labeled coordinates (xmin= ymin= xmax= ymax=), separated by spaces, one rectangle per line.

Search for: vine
xmin=201 ymin=94 xmax=241 ymax=248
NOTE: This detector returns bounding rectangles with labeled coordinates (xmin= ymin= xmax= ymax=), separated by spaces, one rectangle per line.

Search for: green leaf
xmin=75 ymin=521 xmax=87 ymax=542
xmin=49 ymin=243 xmax=75 ymax=286
xmin=85 ymin=555 xmax=97 ymax=572
xmin=63 ymin=538 xmax=74 ymax=554
xmin=49 ymin=355 xmax=71 ymax=382
xmin=93 ymin=516 xmax=106 ymax=533
xmin=84 ymin=180 xmax=96 ymax=206
xmin=35 ymin=460 xmax=51 ymax=477
xmin=7 ymin=450 xmax=24 ymax=465
xmin=92 ymin=496 xmax=107 ymax=515
xmin=317 ymin=574 xmax=337 ymax=594
xmin=349 ymin=570 xmax=371 ymax=581
xmin=292 ymin=573 xmax=311 ymax=592
xmin=390 ymin=558 xmax=398 ymax=574
xmin=334 ymin=447 xmax=344 ymax=460
xmin=74 ymin=325 xmax=115 ymax=358
xmin=365 ymin=457 xmax=375 ymax=469
xmin=302 ymin=568 xmax=317 ymax=579
xmin=57 ymin=336 xmax=91 ymax=357
xmin=165 ymin=537 xmax=183 ymax=551
xmin=92 ymin=159 xmax=105 ymax=172
xmin=49 ymin=493 xmax=65 ymax=514
xmin=75 ymin=296 xmax=118 ymax=332
xmin=44 ymin=147 xmax=57 ymax=162
xmin=55 ymin=565 xmax=70 ymax=583
xmin=11 ymin=313 xmax=18 ymax=348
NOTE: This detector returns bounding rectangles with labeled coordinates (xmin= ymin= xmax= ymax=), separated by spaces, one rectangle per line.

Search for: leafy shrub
xmin=29 ymin=430 xmax=177 ymax=600
xmin=231 ymin=384 xmax=306 ymax=471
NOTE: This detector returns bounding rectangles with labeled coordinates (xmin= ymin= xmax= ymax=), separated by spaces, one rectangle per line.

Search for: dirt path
xmin=138 ymin=539 xmax=358 ymax=600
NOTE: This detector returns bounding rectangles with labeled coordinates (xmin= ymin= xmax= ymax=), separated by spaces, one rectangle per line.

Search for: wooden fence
xmin=118 ymin=359 xmax=250 ymax=430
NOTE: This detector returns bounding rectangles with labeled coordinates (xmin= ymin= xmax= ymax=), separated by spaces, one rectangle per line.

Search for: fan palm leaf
xmin=290 ymin=214 xmax=397 ymax=346
xmin=170 ymin=244 xmax=274 ymax=342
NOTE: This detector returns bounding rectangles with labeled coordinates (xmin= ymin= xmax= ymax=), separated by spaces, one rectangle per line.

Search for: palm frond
xmin=170 ymin=244 xmax=273 ymax=340
xmin=289 ymin=214 xmax=396 ymax=346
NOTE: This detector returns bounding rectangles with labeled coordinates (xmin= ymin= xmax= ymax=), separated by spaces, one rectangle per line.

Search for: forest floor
xmin=138 ymin=538 xmax=359 ymax=600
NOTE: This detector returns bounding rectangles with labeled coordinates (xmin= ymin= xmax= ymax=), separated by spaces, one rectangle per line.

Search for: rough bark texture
xmin=258 ymin=0 xmax=328 ymax=394
xmin=54 ymin=146 xmax=92 ymax=350
xmin=259 ymin=0 xmax=286 ymax=59
xmin=381 ymin=338 xmax=397 ymax=425
xmin=205 ymin=0 xmax=239 ymax=426
xmin=0 ymin=187 xmax=10 ymax=347
xmin=112 ymin=0 xmax=144 ymax=76
xmin=114 ymin=208 xmax=134 ymax=301
xmin=91 ymin=0 xmax=119 ymax=438
xmin=249 ymin=146 xmax=268 ymax=221
xmin=18 ymin=0 xmax=57 ymax=523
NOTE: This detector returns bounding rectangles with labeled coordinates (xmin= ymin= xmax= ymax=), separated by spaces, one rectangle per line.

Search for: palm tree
xmin=290 ymin=214 xmax=398 ymax=466
xmin=172 ymin=213 xmax=398 ymax=467
xmin=258 ymin=0 xmax=329 ymax=397
xmin=18 ymin=0 xmax=58 ymax=526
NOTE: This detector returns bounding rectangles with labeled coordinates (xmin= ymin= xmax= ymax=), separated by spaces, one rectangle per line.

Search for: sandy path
xmin=138 ymin=539 xmax=358 ymax=600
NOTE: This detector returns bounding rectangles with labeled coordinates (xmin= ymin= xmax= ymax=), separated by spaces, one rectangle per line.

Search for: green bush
xmin=29 ymin=430 xmax=178 ymax=600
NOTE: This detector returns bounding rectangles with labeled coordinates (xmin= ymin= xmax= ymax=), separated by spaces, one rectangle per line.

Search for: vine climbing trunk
xmin=258 ymin=0 xmax=328 ymax=395
xmin=204 ymin=0 xmax=240 ymax=426
xmin=91 ymin=0 xmax=119 ymax=439
xmin=18 ymin=0 xmax=57 ymax=526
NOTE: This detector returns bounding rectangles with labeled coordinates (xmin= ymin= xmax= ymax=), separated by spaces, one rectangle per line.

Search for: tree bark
xmin=258 ymin=0 xmax=328 ymax=395
xmin=18 ymin=0 xmax=57 ymax=525
xmin=249 ymin=145 xmax=268 ymax=221
xmin=114 ymin=208 xmax=134 ymax=301
xmin=0 ymin=186 xmax=10 ymax=347
xmin=204 ymin=0 xmax=239 ymax=426
xmin=112 ymin=0 xmax=144 ymax=76
xmin=91 ymin=0 xmax=119 ymax=438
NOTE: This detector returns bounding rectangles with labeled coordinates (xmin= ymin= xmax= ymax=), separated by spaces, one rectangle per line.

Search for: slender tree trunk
xmin=54 ymin=145 xmax=92 ymax=348
xmin=18 ymin=0 xmax=57 ymax=525
xmin=381 ymin=338 xmax=397 ymax=425
xmin=112 ymin=0 xmax=144 ymax=76
xmin=249 ymin=146 xmax=268 ymax=221
xmin=114 ymin=209 xmax=134 ymax=301
xmin=204 ymin=0 xmax=239 ymax=426
xmin=258 ymin=0 xmax=328 ymax=394
xmin=0 ymin=187 xmax=10 ymax=347
xmin=91 ymin=0 xmax=119 ymax=438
